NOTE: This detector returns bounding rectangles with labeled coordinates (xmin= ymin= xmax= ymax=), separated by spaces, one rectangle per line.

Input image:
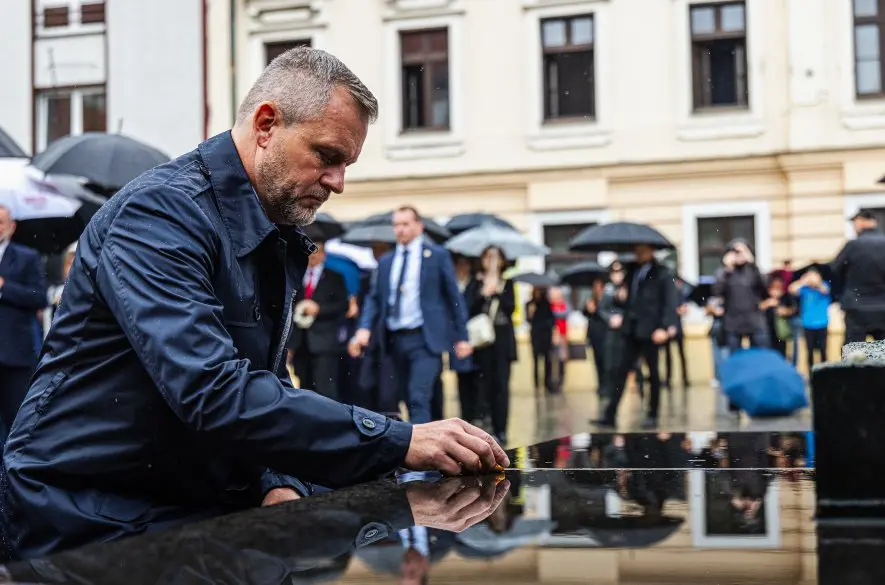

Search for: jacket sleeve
xmin=0 ymin=250 xmax=48 ymax=310
xmin=830 ymin=242 xmax=851 ymax=293
xmin=658 ymin=272 xmax=679 ymax=330
xmin=598 ymin=289 xmax=616 ymax=323
xmin=499 ymin=280 xmax=516 ymax=318
xmin=358 ymin=266 xmax=382 ymax=332
xmin=94 ymin=186 xmax=412 ymax=489
xmin=316 ymin=272 xmax=349 ymax=322
xmin=439 ymin=249 xmax=469 ymax=342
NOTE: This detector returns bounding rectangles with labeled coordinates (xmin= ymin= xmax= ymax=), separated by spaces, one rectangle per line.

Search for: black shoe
xmin=640 ymin=417 xmax=657 ymax=430
xmin=591 ymin=417 xmax=616 ymax=428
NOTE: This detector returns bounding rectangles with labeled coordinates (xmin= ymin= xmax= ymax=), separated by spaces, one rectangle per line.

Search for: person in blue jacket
xmin=1 ymin=47 xmax=506 ymax=560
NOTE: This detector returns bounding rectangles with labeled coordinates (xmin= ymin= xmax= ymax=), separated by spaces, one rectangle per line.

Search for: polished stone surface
xmin=0 ymin=430 xmax=855 ymax=585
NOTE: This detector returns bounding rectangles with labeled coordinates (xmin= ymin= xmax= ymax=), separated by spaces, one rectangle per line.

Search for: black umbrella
xmin=511 ymin=272 xmax=558 ymax=287
xmin=446 ymin=213 xmax=515 ymax=235
xmin=301 ymin=212 xmax=345 ymax=242
xmin=0 ymin=127 xmax=27 ymax=158
xmin=569 ymin=222 xmax=673 ymax=253
xmin=31 ymin=133 xmax=170 ymax=191
xmin=559 ymin=261 xmax=607 ymax=287
xmin=342 ymin=211 xmax=451 ymax=247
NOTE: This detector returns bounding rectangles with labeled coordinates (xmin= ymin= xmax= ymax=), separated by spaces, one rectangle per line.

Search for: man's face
xmin=307 ymin=241 xmax=326 ymax=268
xmin=252 ymin=86 xmax=368 ymax=226
xmin=392 ymin=209 xmax=423 ymax=245
xmin=634 ymin=244 xmax=654 ymax=264
xmin=0 ymin=207 xmax=15 ymax=242
xmin=853 ymin=217 xmax=877 ymax=235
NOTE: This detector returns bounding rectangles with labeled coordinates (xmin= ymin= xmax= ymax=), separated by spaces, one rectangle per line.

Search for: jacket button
xmin=253 ymin=305 xmax=261 ymax=321
xmin=362 ymin=418 xmax=376 ymax=430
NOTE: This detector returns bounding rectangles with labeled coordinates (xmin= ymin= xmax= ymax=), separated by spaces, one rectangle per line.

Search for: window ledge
xmin=528 ymin=123 xmax=611 ymax=152
xmin=385 ymin=134 xmax=465 ymax=161
xmin=36 ymin=23 xmax=106 ymax=39
xmin=677 ymin=115 xmax=765 ymax=142
xmin=841 ymin=101 xmax=885 ymax=130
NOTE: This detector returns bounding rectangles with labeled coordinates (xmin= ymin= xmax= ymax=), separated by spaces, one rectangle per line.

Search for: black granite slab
xmin=0 ymin=430 xmax=870 ymax=585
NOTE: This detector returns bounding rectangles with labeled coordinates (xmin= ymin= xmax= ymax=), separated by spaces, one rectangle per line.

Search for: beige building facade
xmin=207 ymin=0 xmax=885 ymax=376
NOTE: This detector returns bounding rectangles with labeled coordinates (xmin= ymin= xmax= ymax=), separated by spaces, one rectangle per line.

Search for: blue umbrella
xmin=719 ymin=349 xmax=808 ymax=417
xmin=324 ymin=253 xmax=362 ymax=296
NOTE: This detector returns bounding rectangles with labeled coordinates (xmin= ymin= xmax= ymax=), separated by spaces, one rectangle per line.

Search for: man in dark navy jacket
xmin=0 ymin=206 xmax=47 ymax=439
xmin=2 ymin=47 xmax=506 ymax=560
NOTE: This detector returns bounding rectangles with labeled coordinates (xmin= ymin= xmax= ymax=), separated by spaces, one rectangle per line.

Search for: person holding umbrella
xmin=592 ymin=244 xmax=678 ymax=429
xmin=713 ymin=239 xmax=770 ymax=353
xmin=465 ymin=247 xmax=517 ymax=445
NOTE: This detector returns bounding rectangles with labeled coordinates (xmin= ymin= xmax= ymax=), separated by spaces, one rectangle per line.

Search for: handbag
xmin=774 ymin=315 xmax=791 ymax=341
xmin=467 ymin=293 xmax=501 ymax=349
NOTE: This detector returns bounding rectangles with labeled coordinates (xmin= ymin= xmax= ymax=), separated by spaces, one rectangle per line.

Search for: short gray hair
xmin=235 ymin=47 xmax=378 ymax=127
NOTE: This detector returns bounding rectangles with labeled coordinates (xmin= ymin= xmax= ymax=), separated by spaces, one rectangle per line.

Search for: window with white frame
xmin=853 ymin=0 xmax=885 ymax=98
xmin=36 ymin=86 xmax=106 ymax=150
xmin=681 ymin=201 xmax=771 ymax=283
xmin=38 ymin=1 xmax=105 ymax=30
xmin=265 ymin=39 xmax=312 ymax=66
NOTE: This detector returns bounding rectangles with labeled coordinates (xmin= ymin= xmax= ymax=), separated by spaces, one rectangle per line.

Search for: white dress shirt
xmin=387 ymin=236 xmax=424 ymax=330
xmin=303 ymin=264 xmax=324 ymax=294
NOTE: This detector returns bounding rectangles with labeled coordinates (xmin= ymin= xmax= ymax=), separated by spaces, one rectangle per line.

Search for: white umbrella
xmin=445 ymin=222 xmax=550 ymax=259
xmin=325 ymin=239 xmax=378 ymax=270
xmin=0 ymin=158 xmax=82 ymax=220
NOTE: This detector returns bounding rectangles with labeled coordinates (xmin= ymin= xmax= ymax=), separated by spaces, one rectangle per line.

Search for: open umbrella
xmin=31 ymin=132 xmax=169 ymax=191
xmin=791 ymin=262 xmax=835 ymax=284
xmin=570 ymin=222 xmax=673 ymax=253
xmin=446 ymin=213 xmax=515 ymax=235
xmin=302 ymin=212 xmax=345 ymax=242
xmin=0 ymin=127 xmax=27 ymax=158
xmin=511 ymin=272 xmax=558 ymax=287
xmin=688 ymin=276 xmax=717 ymax=306
xmin=559 ymin=260 xmax=607 ymax=287
xmin=720 ymin=348 xmax=809 ymax=417
xmin=445 ymin=222 xmax=549 ymax=259
xmin=0 ymin=160 xmax=104 ymax=254
xmin=324 ymin=253 xmax=363 ymax=297
xmin=342 ymin=211 xmax=451 ymax=247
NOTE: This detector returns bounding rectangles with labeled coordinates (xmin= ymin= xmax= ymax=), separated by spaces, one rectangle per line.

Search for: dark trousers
xmin=726 ymin=328 xmax=770 ymax=353
xmin=476 ymin=345 xmax=512 ymax=439
xmin=457 ymin=370 xmax=483 ymax=422
xmin=664 ymin=331 xmax=689 ymax=386
xmin=844 ymin=311 xmax=885 ymax=344
xmin=0 ymin=366 xmax=32 ymax=440
xmin=389 ymin=331 xmax=441 ymax=424
xmin=804 ymin=327 xmax=828 ymax=370
xmin=588 ymin=328 xmax=606 ymax=393
xmin=293 ymin=350 xmax=340 ymax=401
xmin=604 ymin=336 xmax=662 ymax=422
xmin=432 ymin=376 xmax=444 ymax=421
xmin=531 ymin=345 xmax=552 ymax=391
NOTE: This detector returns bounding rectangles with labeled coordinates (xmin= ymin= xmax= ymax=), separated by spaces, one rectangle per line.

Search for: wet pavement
xmin=0 ymin=429 xmax=868 ymax=585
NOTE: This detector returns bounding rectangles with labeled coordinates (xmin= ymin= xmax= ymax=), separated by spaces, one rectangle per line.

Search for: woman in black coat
xmin=466 ymin=246 xmax=517 ymax=445
xmin=526 ymin=288 xmax=555 ymax=394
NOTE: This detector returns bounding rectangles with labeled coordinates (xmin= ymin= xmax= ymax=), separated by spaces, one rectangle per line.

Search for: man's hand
xmin=667 ymin=326 xmax=677 ymax=338
xmin=454 ymin=341 xmax=472 ymax=360
xmin=405 ymin=418 xmax=509 ymax=475
xmin=723 ymin=251 xmax=737 ymax=272
xmin=348 ymin=328 xmax=371 ymax=358
xmin=676 ymin=303 xmax=688 ymax=316
xmin=405 ymin=475 xmax=510 ymax=533
xmin=609 ymin=314 xmax=623 ymax=330
xmin=651 ymin=329 xmax=669 ymax=345
xmin=0 ymin=276 xmax=4 ymax=288
xmin=346 ymin=297 xmax=359 ymax=319
xmin=586 ymin=298 xmax=597 ymax=314
xmin=301 ymin=299 xmax=320 ymax=317
xmin=616 ymin=287 xmax=628 ymax=302
xmin=261 ymin=487 xmax=301 ymax=507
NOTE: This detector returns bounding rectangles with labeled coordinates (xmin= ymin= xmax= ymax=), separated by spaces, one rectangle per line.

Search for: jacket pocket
xmin=35 ymin=371 xmax=68 ymax=416
xmin=95 ymin=492 xmax=154 ymax=523
xmin=224 ymin=300 xmax=261 ymax=328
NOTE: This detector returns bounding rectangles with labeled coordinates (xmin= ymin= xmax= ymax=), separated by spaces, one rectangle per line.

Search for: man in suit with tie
xmin=350 ymin=206 xmax=472 ymax=424
xmin=0 ymin=205 xmax=48 ymax=438
xmin=287 ymin=240 xmax=349 ymax=401
xmin=593 ymin=244 xmax=677 ymax=430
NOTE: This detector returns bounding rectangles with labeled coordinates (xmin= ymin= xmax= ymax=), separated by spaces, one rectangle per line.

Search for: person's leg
xmin=601 ymin=337 xmax=642 ymax=424
xmin=803 ymin=329 xmax=816 ymax=372
xmin=641 ymin=341 xmax=662 ymax=423
xmin=431 ymin=375 xmax=444 ymax=421
xmin=751 ymin=326 xmax=771 ymax=349
xmin=790 ymin=318 xmax=802 ymax=367
xmin=457 ymin=372 xmax=474 ymax=422
xmin=401 ymin=334 xmax=442 ymax=424
xmin=677 ymin=332 xmax=689 ymax=386
xmin=818 ymin=328 xmax=828 ymax=363
xmin=664 ymin=339 xmax=673 ymax=388
xmin=726 ymin=332 xmax=742 ymax=354
xmin=532 ymin=348 xmax=541 ymax=391
xmin=292 ymin=349 xmax=315 ymax=391
xmin=313 ymin=353 xmax=341 ymax=401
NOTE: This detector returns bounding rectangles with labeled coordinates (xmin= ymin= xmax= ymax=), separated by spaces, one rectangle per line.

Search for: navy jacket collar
xmin=197 ymin=131 xmax=316 ymax=258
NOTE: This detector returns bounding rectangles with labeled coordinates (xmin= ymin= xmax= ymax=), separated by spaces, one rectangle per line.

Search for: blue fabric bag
xmin=720 ymin=348 xmax=809 ymax=417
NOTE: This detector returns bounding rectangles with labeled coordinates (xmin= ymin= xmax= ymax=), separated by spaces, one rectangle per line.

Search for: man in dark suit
xmin=287 ymin=240 xmax=349 ymax=401
xmin=0 ymin=205 xmax=47 ymax=439
xmin=351 ymin=206 xmax=472 ymax=424
xmin=593 ymin=244 xmax=677 ymax=430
